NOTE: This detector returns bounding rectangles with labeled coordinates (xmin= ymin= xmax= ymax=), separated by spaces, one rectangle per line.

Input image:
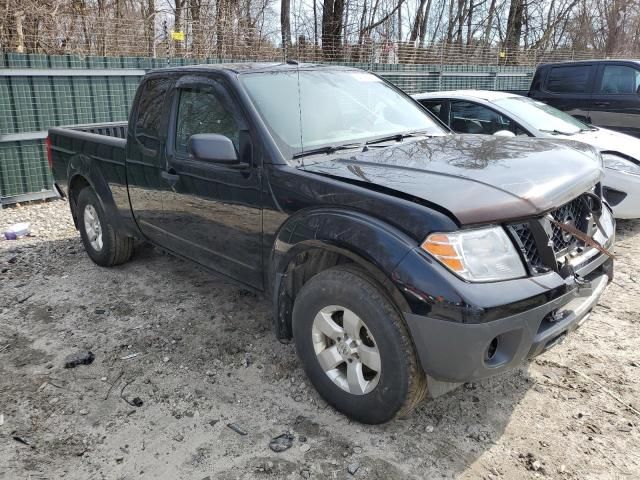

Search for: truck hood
xmin=299 ymin=134 xmax=603 ymax=225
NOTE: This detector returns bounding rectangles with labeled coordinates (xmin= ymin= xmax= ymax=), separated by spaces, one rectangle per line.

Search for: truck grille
xmin=509 ymin=223 xmax=543 ymax=270
xmin=548 ymin=196 xmax=590 ymax=253
xmin=508 ymin=194 xmax=596 ymax=274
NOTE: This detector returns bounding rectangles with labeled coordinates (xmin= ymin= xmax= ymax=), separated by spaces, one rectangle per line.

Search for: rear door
xmin=126 ymin=76 xmax=173 ymax=244
xmin=158 ymin=74 xmax=264 ymax=288
xmin=534 ymin=63 xmax=595 ymax=123
xmin=590 ymin=62 xmax=640 ymax=137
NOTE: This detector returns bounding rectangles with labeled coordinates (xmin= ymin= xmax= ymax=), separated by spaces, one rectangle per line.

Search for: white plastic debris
xmin=3 ymin=222 xmax=30 ymax=240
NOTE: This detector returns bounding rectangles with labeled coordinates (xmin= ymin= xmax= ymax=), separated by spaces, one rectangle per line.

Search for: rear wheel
xmin=292 ymin=265 xmax=427 ymax=424
xmin=77 ymin=187 xmax=133 ymax=267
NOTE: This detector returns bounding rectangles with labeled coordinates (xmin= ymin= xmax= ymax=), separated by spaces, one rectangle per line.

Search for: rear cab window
xmin=134 ymin=78 xmax=171 ymax=150
xmin=544 ymin=65 xmax=593 ymax=94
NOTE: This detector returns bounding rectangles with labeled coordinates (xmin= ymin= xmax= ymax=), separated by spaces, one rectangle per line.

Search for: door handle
xmin=161 ymin=169 xmax=180 ymax=183
xmin=594 ymin=101 xmax=610 ymax=107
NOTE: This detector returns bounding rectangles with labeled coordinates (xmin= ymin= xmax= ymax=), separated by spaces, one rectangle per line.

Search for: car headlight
xmin=602 ymin=153 xmax=640 ymax=176
xmin=421 ymin=226 xmax=526 ymax=282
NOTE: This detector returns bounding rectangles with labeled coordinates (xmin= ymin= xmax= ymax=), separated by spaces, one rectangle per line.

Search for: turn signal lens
xmin=421 ymin=236 xmax=465 ymax=272
xmin=421 ymin=227 xmax=526 ymax=282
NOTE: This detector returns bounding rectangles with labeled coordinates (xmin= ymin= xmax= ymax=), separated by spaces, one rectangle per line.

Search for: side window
xmin=134 ymin=78 xmax=171 ymax=149
xmin=599 ymin=65 xmax=640 ymax=94
xmin=450 ymin=101 xmax=517 ymax=135
xmin=545 ymin=65 xmax=591 ymax=93
xmin=419 ymin=99 xmax=446 ymax=121
xmin=175 ymin=88 xmax=239 ymax=156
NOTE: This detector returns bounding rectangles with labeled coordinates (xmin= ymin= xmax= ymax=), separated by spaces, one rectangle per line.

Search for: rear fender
xmin=66 ymin=154 xmax=121 ymax=230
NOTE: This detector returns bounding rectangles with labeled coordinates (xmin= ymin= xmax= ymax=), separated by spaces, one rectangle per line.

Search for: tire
xmin=292 ymin=265 xmax=427 ymax=424
xmin=76 ymin=187 xmax=134 ymax=267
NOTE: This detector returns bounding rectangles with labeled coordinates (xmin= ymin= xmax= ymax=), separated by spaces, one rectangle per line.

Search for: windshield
xmin=240 ymin=69 xmax=445 ymax=158
xmin=493 ymin=96 xmax=589 ymax=134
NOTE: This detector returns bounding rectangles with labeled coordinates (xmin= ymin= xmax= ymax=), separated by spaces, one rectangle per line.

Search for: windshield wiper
xmin=539 ymin=128 xmax=577 ymax=136
xmin=293 ymin=143 xmax=363 ymax=159
xmin=366 ymin=130 xmax=433 ymax=146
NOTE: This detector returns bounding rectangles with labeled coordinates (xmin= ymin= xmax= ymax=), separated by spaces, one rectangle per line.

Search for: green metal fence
xmin=0 ymin=53 xmax=533 ymax=206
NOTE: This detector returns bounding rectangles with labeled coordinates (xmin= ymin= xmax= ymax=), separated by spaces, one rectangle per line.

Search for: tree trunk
xmin=174 ymin=0 xmax=185 ymax=55
xmin=504 ymin=0 xmax=524 ymax=53
xmin=482 ymin=0 xmax=496 ymax=46
xmin=281 ymin=0 xmax=291 ymax=54
xmin=146 ymin=0 xmax=155 ymax=57
xmin=14 ymin=11 xmax=24 ymax=53
xmin=322 ymin=0 xmax=344 ymax=60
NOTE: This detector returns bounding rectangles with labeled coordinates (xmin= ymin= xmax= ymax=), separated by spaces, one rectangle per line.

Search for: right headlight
xmin=421 ymin=226 xmax=526 ymax=282
xmin=602 ymin=153 xmax=640 ymax=176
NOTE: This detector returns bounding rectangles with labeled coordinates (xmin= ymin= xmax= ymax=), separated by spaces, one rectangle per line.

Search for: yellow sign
xmin=171 ymin=30 xmax=185 ymax=42
xmin=499 ymin=51 xmax=506 ymax=58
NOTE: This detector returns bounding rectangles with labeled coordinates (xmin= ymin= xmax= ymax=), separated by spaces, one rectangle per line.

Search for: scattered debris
xmin=94 ymin=308 xmax=106 ymax=314
xmin=347 ymin=463 xmax=360 ymax=475
xmin=0 ymin=414 xmax=4 ymax=426
xmin=163 ymin=356 xmax=170 ymax=363
xmin=120 ymin=379 xmax=143 ymax=407
xmin=104 ymin=371 xmax=124 ymax=400
xmin=63 ymin=351 xmax=95 ymax=368
xmin=120 ymin=352 xmax=140 ymax=360
xmin=300 ymin=444 xmax=310 ymax=453
xmin=17 ymin=293 xmax=34 ymax=304
xmin=208 ymin=419 xmax=219 ymax=427
xmin=226 ymin=423 xmax=248 ymax=436
xmin=4 ymin=223 xmax=30 ymax=240
xmin=173 ymin=434 xmax=184 ymax=442
xmin=11 ymin=433 xmax=33 ymax=448
xmin=269 ymin=433 xmax=294 ymax=452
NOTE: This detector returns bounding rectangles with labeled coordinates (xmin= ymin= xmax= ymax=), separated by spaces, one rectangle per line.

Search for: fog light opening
xmin=485 ymin=337 xmax=499 ymax=361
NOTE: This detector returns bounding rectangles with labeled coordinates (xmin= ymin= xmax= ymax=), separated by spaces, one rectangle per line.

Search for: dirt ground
xmin=1 ymin=199 xmax=639 ymax=480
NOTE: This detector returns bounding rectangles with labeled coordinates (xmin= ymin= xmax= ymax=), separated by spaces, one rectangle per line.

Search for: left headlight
xmin=602 ymin=153 xmax=640 ymax=176
xmin=421 ymin=226 xmax=526 ymax=282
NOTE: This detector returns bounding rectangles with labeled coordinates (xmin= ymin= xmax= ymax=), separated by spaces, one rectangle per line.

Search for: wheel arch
xmin=66 ymin=154 xmax=120 ymax=230
xmin=269 ymin=208 xmax=416 ymax=340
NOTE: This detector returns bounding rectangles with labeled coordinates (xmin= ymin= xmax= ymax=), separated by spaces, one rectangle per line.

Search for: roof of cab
xmin=537 ymin=59 xmax=640 ymax=67
xmin=413 ymin=89 xmax=521 ymax=102
xmin=149 ymin=62 xmax=358 ymax=75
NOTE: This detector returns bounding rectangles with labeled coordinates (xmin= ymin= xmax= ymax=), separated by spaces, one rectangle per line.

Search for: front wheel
xmin=77 ymin=187 xmax=133 ymax=267
xmin=292 ymin=266 xmax=427 ymax=424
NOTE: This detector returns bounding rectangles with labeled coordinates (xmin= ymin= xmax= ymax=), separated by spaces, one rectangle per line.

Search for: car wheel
xmin=292 ymin=265 xmax=427 ymax=424
xmin=77 ymin=187 xmax=133 ymax=267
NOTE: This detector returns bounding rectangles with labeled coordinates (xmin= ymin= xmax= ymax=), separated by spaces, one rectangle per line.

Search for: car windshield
xmin=240 ymin=69 xmax=445 ymax=158
xmin=493 ymin=96 xmax=589 ymax=135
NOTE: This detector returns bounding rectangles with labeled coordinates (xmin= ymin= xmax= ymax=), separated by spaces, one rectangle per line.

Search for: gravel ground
xmin=1 ymin=199 xmax=639 ymax=480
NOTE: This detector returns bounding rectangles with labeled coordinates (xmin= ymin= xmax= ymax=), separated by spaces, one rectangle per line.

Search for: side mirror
xmin=493 ymin=130 xmax=516 ymax=138
xmin=188 ymin=134 xmax=239 ymax=164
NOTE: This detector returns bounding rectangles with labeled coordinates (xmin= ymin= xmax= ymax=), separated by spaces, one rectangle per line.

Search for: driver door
xmin=158 ymin=75 xmax=263 ymax=288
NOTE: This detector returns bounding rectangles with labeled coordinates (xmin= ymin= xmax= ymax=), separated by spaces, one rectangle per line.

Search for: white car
xmin=413 ymin=89 xmax=640 ymax=218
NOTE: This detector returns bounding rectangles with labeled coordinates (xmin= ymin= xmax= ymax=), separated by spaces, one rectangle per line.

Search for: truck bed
xmin=48 ymin=122 xmax=129 ymax=199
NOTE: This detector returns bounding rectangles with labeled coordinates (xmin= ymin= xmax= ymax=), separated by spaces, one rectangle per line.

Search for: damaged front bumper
xmin=404 ymin=259 xmax=612 ymax=388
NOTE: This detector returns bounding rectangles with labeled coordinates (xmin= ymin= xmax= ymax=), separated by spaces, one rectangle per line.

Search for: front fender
xmin=269 ymin=207 xmax=424 ymax=339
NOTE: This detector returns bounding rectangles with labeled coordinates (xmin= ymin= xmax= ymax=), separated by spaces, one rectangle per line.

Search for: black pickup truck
xmin=49 ymin=63 xmax=615 ymax=424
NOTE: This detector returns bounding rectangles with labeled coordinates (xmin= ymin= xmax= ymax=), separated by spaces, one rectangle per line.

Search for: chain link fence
xmin=1 ymin=14 xmax=639 ymax=205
